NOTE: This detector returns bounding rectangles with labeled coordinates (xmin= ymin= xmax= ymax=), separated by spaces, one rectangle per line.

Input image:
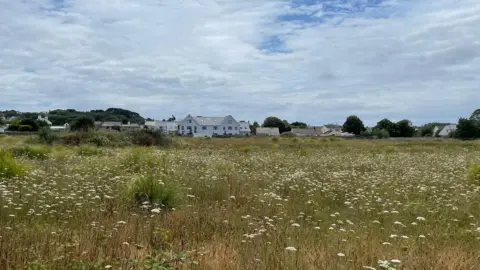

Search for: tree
xmin=342 ymin=115 xmax=365 ymax=135
xmin=470 ymin=109 xmax=480 ymax=123
xmin=167 ymin=115 xmax=176 ymax=122
xmin=375 ymin=119 xmax=399 ymax=137
xmin=250 ymin=121 xmax=259 ymax=134
xmin=71 ymin=116 xmax=95 ymax=132
xmin=262 ymin=117 xmax=290 ymax=133
xmin=20 ymin=119 xmax=39 ymax=131
xmin=455 ymin=118 xmax=478 ymax=139
xmin=290 ymin=121 xmax=307 ymax=128
xmin=396 ymin=119 xmax=415 ymax=137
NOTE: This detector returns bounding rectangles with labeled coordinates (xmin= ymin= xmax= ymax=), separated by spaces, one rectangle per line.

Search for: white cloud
xmin=0 ymin=0 xmax=479 ymax=126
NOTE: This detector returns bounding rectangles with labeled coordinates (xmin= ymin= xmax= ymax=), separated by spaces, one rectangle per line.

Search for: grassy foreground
xmin=1 ymin=135 xmax=480 ymax=269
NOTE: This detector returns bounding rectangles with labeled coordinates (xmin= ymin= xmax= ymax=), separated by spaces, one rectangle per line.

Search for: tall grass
xmin=0 ymin=136 xmax=479 ymax=269
xmin=0 ymin=149 xmax=26 ymax=178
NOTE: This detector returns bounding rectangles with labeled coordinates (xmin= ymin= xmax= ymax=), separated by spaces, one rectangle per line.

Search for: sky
xmin=0 ymin=0 xmax=479 ymax=126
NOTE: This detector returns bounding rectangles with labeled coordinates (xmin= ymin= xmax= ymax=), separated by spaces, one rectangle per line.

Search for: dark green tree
xmin=262 ymin=117 xmax=289 ymax=133
xmin=250 ymin=121 xmax=259 ymax=134
xmin=396 ymin=119 xmax=415 ymax=137
xmin=470 ymin=109 xmax=480 ymax=123
xmin=455 ymin=118 xmax=478 ymax=139
xmin=71 ymin=116 xmax=95 ymax=132
xmin=375 ymin=118 xmax=398 ymax=137
xmin=290 ymin=121 xmax=307 ymax=128
xmin=342 ymin=115 xmax=365 ymax=135
xmin=19 ymin=119 xmax=39 ymax=131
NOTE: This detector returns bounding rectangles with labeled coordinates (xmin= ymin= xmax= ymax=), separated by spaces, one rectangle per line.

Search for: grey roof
xmin=256 ymin=127 xmax=280 ymax=136
xmin=192 ymin=116 xmax=227 ymax=126
xmin=102 ymin=122 xmax=122 ymax=127
xmin=291 ymin=128 xmax=322 ymax=136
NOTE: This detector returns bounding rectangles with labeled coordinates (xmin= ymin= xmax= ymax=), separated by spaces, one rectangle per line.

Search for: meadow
xmin=1 ymin=134 xmax=480 ymax=269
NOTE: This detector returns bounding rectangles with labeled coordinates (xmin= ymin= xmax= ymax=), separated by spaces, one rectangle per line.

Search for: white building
xmin=50 ymin=123 xmax=70 ymax=132
xmin=255 ymin=127 xmax=280 ymax=136
xmin=0 ymin=125 xmax=5 ymax=133
xmin=438 ymin=124 xmax=457 ymax=137
xmin=145 ymin=120 xmax=179 ymax=134
xmin=37 ymin=115 xmax=52 ymax=126
xmin=178 ymin=115 xmax=241 ymax=137
xmin=238 ymin=121 xmax=251 ymax=135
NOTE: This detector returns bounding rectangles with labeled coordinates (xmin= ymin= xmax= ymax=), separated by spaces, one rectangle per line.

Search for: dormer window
xmin=188 ymin=120 xmax=192 ymax=123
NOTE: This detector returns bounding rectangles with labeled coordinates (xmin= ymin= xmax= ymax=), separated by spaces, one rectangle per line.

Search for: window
xmin=228 ymin=126 xmax=232 ymax=130
xmin=202 ymin=126 xmax=207 ymax=130
xmin=214 ymin=126 xmax=218 ymax=130
xmin=187 ymin=126 xmax=191 ymax=130
xmin=188 ymin=119 xmax=192 ymax=123
xmin=223 ymin=126 xmax=226 ymax=130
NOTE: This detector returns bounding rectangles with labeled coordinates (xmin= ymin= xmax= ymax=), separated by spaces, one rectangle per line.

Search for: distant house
xmin=238 ymin=121 xmax=251 ymax=135
xmin=101 ymin=122 xmax=122 ymax=130
xmin=178 ymin=115 xmax=241 ymax=137
xmin=437 ymin=124 xmax=457 ymax=137
xmin=121 ymin=122 xmax=142 ymax=130
xmin=145 ymin=120 xmax=179 ymax=134
xmin=0 ymin=125 xmax=6 ymax=133
xmin=256 ymin=127 xmax=280 ymax=136
xmin=291 ymin=127 xmax=323 ymax=137
xmin=37 ymin=115 xmax=52 ymax=126
xmin=50 ymin=123 xmax=70 ymax=132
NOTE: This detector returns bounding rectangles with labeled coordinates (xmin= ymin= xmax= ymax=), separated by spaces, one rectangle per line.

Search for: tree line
xmin=255 ymin=108 xmax=480 ymax=140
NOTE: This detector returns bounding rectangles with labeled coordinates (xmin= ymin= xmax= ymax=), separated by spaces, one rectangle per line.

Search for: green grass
xmin=0 ymin=136 xmax=480 ymax=269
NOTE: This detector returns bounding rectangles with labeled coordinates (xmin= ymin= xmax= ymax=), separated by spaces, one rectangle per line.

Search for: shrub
xmin=38 ymin=127 xmax=57 ymax=145
xmin=280 ymin=132 xmax=296 ymax=137
xmin=18 ymin=125 xmax=33 ymax=132
xmin=86 ymin=135 xmax=112 ymax=147
xmin=127 ymin=129 xmax=171 ymax=147
xmin=124 ymin=174 xmax=179 ymax=210
xmin=11 ymin=145 xmax=52 ymax=160
xmin=0 ymin=149 xmax=26 ymax=178
xmin=373 ymin=129 xmax=390 ymax=139
xmin=467 ymin=163 xmax=480 ymax=186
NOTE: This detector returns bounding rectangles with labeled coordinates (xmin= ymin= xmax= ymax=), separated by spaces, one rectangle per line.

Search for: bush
xmin=124 ymin=174 xmax=179 ymax=210
xmin=280 ymin=132 xmax=296 ymax=137
xmin=18 ymin=125 xmax=33 ymax=132
xmin=0 ymin=149 xmax=26 ymax=178
xmin=11 ymin=145 xmax=52 ymax=160
xmin=38 ymin=127 xmax=57 ymax=144
xmin=467 ymin=163 xmax=480 ymax=186
xmin=373 ymin=129 xmax=390 ymax=139
xmin=127 ymin=129 xmax=171 ymax=147
xmin=86 ymin=135 xmax=112 ymax=147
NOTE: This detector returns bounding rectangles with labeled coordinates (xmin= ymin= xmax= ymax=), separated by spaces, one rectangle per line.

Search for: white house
xmin=37 ymin=115 xmax=52 ymax=126
xmin=178 ymin=115 xmax=241 ymax=137
xmin=255 ymin=127 xmax=280 ymax=136
xmin=0 ymin=125 xmax=5 ymax=133
xmin=145 ymin=120 xmax=179 ymax=134
xmin=50 ymin=123 xmax=70 ymax=132
xmin=438 ymin=124 xmax=457 ymax=137
xmin=238 ymin=121 xmax=251 ymax=135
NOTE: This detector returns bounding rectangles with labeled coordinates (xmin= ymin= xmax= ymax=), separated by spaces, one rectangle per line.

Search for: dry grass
xmin=1 ymin=135 xmax=480 ymax=269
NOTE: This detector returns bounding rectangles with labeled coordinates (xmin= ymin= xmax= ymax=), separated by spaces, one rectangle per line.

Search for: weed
xmin=0 ymin=149 xmax=26 ymax=178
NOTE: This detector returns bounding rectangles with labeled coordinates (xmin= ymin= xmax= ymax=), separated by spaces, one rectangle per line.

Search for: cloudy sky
xmin=1 ymin=0 xmax=479 ymax=126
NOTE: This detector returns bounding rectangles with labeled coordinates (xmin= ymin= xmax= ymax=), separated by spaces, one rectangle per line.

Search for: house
xmin=0 ymin=125 xmax=5 ymax=133
xmin=178 ymin=115 xmax=241 ymax=137
xmin=238 ymin=121 xmax=251 ymax=135
xmin=50 ymin=123 xmax=70 ymax=132
xmin=37 ymin=115 xmax=52 ymax=126
xmin=437 ymin=124 xmax=457 ymax=137
xmin=101 ymin=122 xmax=122 ymax=130
xmin=145 ymin=120 xmax=179 ymax=134
xmin=121 ymin=121 xmax=142 ymax=130
xmin=291 ymin=127 xmax=323 ymax=137
xmin=255 ymin=127 xmax=280 ymax=136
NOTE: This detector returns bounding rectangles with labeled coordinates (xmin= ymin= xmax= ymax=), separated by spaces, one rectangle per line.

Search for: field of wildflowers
xmin=1 ymin=135 xmax=480 ymax=269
